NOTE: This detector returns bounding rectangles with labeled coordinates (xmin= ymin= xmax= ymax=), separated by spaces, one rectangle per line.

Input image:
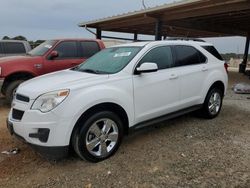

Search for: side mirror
xmin=49 ymin=51 xmax=59 ymax=60
xmin=135 ymin=62 xmax=158 ymax=74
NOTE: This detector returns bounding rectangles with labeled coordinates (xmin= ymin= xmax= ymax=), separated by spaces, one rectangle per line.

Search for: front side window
xmin=28 ymin=40 xmax=57 ymax=56
xmin=173 ymin=45 xmax=206 ymax=66
xmin=138 ymin=46 xmax=174 ymax=70
xmin=80 ymin=41 xmax=100 ymax=58
xmin=4 ymin=42 xmax=26 ymax=54
xmin=74 ymin=47 xmax=142 ymax=74
xmin=53 ymin=41 xmax=78 ymax=59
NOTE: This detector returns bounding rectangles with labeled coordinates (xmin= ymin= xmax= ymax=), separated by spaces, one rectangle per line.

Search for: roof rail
xmin=165 ymin=37 xmax=205 ymax=42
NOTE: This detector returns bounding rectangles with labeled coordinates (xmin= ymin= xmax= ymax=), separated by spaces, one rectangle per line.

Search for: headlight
xmin=31 ymin=89 xmax=69 ymax=113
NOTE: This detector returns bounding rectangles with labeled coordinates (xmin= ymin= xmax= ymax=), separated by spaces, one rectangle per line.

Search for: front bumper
xmin=7 ymin=120 xmax=68 ymax=160
xmin=7 ymin=98 xmax=72 ymax=159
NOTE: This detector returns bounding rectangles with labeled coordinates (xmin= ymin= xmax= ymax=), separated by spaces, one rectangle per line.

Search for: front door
xmin=44 ymin=41 xmax=83 ymax=74
xmin=133 ymin=46 xmax=181 ymax=123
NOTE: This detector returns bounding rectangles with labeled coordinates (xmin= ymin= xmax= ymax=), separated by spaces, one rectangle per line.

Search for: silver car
xmin=0 ymin=40 xmax=31 ymax=58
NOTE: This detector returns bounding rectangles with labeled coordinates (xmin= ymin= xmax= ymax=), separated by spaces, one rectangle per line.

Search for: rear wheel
xmin=201 ymin=88 xmax=223 ymax=119
xmin=72 ymin=111 xmax=124 ymax=162
xmin=5 ymin=80 xmax=24 ymax=104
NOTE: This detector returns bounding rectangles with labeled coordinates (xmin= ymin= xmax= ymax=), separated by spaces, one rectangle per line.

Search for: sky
xmin=0 ymin=0 xmax=248 ymax=53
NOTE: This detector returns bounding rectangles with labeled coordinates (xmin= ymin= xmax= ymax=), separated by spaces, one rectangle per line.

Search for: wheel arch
xmin=70 ymin=102 xmax=129 ymax=145
xmin=203 ymin=80 xmax=225 ymax=104
xmin=2 ymin=71 xmax=35 ymax=94
xmin=208 ymin=81 xmax=225 ymax=95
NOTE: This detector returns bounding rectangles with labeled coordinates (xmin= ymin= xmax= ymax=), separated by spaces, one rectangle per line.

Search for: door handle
xmin=169 ymin=74 xmax=178 ymax=80
xmin=201 ymin=67 xmax=208 ymax=72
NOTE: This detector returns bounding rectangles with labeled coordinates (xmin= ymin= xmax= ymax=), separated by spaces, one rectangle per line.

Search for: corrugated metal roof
xmin=78 ymin=0 xmax=200 ymax=26
xmin=78 ymin=0 xmax=250 ymax=37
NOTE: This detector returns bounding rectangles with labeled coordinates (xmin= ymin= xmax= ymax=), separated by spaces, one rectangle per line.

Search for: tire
xmin=201 ymin=88 xmax=223 ymax=119
xmin=72 ymin=111 xmax=124 ymax=162
xmin=5 ymin=80 xmax=24 ymax=104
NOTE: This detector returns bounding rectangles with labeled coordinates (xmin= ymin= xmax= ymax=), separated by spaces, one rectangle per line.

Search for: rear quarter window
xmin=4 ymin=42 xmax=26 ymax=54
xmin=202 ymin=45 xmax=223 ymax=60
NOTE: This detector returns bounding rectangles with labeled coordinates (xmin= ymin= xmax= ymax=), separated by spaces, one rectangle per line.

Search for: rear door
xmin=133 ymin=45 xmax=182 ymax=123
xmin=44 ymin=41 xmax=82 ymax=73
xmin=172 ymin=45 xmax=208 ymax=108
xmin=78 ymin=41 xmax=100 ymax=63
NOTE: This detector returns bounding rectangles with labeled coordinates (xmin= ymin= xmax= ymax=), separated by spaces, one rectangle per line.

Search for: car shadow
xmin=0 ymin=95 xmax=8 ymax=108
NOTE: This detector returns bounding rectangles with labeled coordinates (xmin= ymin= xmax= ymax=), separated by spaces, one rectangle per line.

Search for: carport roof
xmin=79 ymin=0 xmax=250 ymax=37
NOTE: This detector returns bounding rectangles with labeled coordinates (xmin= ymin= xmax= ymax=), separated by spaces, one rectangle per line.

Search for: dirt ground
xmin=0 ymin=70 xmax=249 ymax=188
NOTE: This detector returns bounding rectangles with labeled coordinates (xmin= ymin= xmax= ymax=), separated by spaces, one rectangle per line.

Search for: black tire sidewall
xmin=203 ymin=88 xmax=223 ymax=118
xmin=74 ymin=111 xmax=124 ymax=162
xmin=5 ymin=80 xmax=24 ymax=103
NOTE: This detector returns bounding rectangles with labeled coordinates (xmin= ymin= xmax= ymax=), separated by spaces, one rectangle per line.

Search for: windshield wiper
xmin=79 ymin=69 xmax=102 ymax=74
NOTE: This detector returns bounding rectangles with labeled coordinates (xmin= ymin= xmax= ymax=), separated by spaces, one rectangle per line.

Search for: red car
xmin=0 ymin=39 xmax=105 ymax=102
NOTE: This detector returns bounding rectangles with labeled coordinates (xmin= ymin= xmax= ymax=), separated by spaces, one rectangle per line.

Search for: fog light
xmin=29 ymin=128 xmax=50 ymax=143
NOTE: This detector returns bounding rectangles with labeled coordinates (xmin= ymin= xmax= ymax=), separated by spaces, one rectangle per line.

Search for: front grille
xmin=12 ymin=109 xmax=24 ymax=120
xmin=16 ymin=94 xmax=30 ymax=103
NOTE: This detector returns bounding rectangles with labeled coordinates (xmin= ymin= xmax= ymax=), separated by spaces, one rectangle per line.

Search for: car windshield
xmin=74 ymin=46 xmax=142 ymax=74
xmin=28 ymin=40 xmax=57 ymax=56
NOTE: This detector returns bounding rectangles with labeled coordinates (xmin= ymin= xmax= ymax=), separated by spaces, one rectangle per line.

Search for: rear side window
xmin=139 ymin=46 xmax=174 ymax=70
xmin=80 ymin=41 xmax=100 ymax=58
xmin=4 ymin=42 xmax=26 ymax=54
xmin=202 ymin=45 xmax=223 ymax=60
xmin=173 ymin=45 xmax=206 ymax=66
xmin=54 ymin=41 xmax=78 ymax=58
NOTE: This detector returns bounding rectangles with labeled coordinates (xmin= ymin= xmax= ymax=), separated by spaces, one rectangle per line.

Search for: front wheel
xmin=5 ymin=80 xmax=24 ymax=104
xmin=72 ymin=111 xmax=124 ymax=162
xmin=201 ymin=88 xmax=223 ymax=119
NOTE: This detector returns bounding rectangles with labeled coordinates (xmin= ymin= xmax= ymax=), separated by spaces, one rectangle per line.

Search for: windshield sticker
xmin=114 ymin=52 xmax=131 ymax=57
xmin=44 ymin=44 xmax=52 ymax=49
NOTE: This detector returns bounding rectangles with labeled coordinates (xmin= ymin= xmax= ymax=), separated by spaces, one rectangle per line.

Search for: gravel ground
xmin=0 ymin=70 xmax=249 ymax=188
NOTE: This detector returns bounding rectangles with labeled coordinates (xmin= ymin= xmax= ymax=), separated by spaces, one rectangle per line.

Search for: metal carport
xmin=79 ymin=0 xmax=250 ymax=73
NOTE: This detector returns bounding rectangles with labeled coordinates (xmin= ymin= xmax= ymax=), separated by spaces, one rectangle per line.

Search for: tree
xmin=2 ymin=36 xmax=10 ymax=40
xmin=12 ymin=35 xmax=27 ymax=41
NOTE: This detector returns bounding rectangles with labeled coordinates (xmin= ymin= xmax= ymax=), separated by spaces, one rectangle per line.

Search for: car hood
xmin=0 ymin=55 xmax=40 ymax=66
xmin=17 ymin=70 xmax=109 ymax=99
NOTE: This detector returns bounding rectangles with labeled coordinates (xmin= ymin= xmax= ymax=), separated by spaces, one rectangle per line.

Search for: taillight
xmin=224 ymin=63 xmax=228 ymax=73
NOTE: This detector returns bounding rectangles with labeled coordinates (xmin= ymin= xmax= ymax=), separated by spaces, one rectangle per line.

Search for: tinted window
xmin=80 ymin=41 xmax=100 ymax=58
xmin=0 ymin=43 xmax=3 ymax=54
xmin=173 ymin=45 xmax=206 ymax=66
xmin=54 ymin=41 xmax=78 ymax=58
xmin=202 ymin=45 xmax=223 ymax=60
xmin=139 ymin=46 xmax=173 ymax=70
xmin=4 ymin=42 xmax=26 ymax=54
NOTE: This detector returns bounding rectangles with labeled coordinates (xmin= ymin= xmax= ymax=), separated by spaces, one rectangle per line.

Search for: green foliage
xmin=1 ymin=35 xmax=45 ymax=49
xmin=221 ymin=53 xmax=244 ymax=61
xmin=2 ymin=36 xmax=10 ymax=40
xmin=12 ymin=35 xmax=27 ymax=41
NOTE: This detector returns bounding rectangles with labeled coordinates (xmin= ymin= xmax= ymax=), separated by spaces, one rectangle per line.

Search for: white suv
xmin=7 ymin=40 xmax=228 ymax=162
